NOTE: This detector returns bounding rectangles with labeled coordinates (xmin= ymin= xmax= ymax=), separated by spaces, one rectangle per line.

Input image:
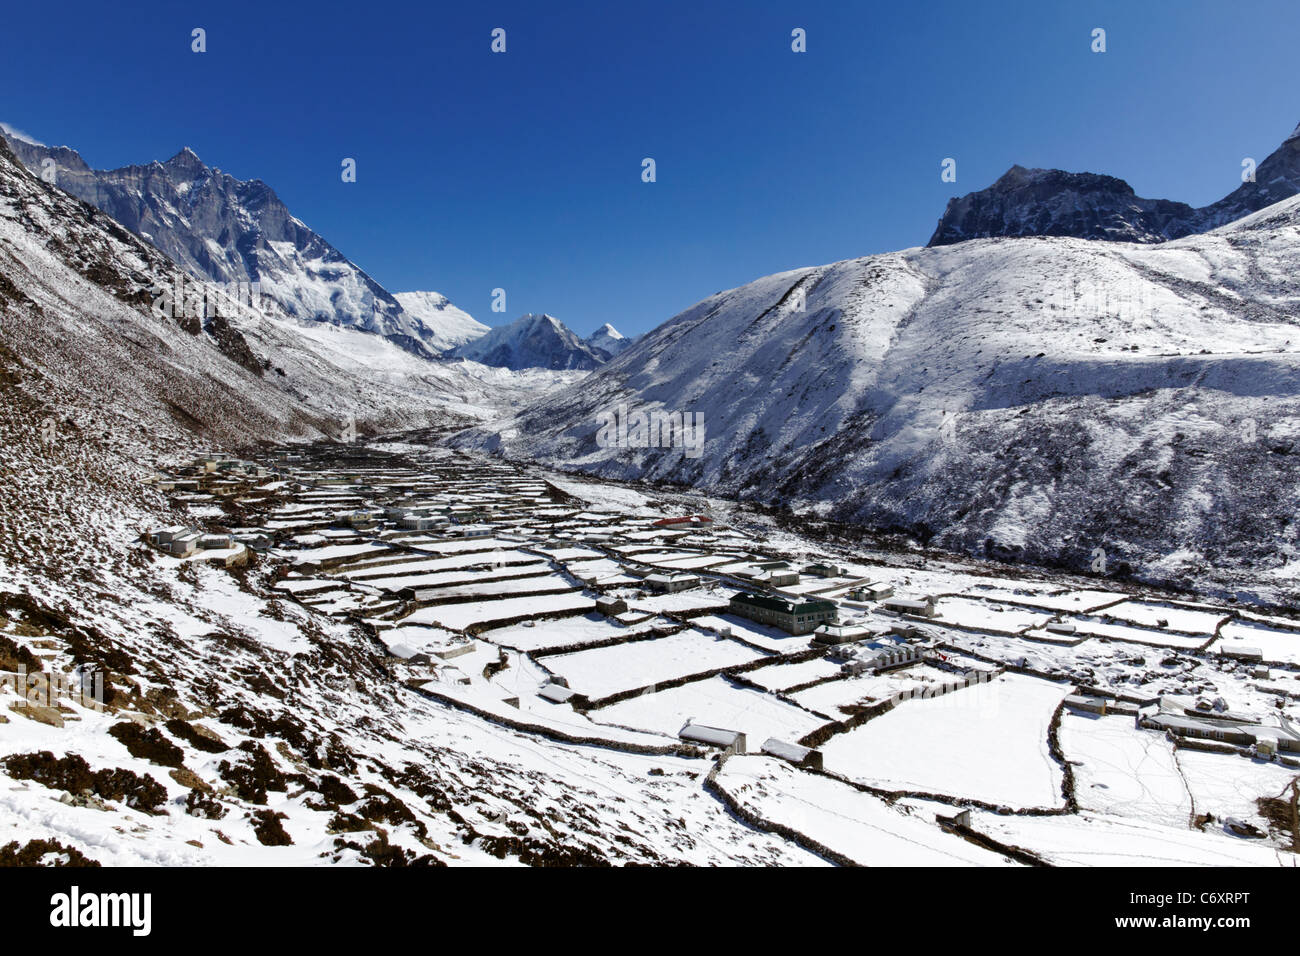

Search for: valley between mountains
xmin=1 ymin=116 xmax=1299 ymax=867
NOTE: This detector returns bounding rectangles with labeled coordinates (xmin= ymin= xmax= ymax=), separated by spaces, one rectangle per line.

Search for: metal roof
xmin=761 ymin=738 xmax=813 ymax=762
xmin=679 ymin=722 xmax=743 ymax=746
xmin=538 ymin=683 xmax=576 ymax=703
xmin=730 ymin=592 xmax=835 ymax=614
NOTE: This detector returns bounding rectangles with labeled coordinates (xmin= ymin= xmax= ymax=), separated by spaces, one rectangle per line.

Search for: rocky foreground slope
xmin=455 ymin=197 xmax=1300 ymax=603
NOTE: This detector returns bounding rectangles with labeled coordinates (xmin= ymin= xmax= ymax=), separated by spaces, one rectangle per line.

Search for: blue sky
xmin=3 ymin=0 xmax=1299 ymax=337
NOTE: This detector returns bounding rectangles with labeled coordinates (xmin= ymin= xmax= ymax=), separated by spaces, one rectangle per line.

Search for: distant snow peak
xmin=585 ymin=322 xmax=632 ymax=359
xmin=446 ymin=312 xmax=609 ymax=370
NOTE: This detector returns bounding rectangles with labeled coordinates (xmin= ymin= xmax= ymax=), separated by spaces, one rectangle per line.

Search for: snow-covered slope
xmin=0 ymin=131 xmax=477 ymax=361
xmin=930 ymin=120 xmax=1300 ymax=247
xmin=392 ymin=291 xmax=490 ymax=351
xmin=447 ymin=313 xmax=609 ymax=370
xmin=455 ymin=195 xmax=1300 ymax=597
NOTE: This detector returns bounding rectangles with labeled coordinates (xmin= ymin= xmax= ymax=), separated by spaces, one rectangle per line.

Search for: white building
xmin=760 ymin=737 xmax=823 ymax=769
xmin=679 ymin=721 xmax=746 ymax=754
xmin=882 ymin=596 xmax=938 ymax=618
xmin=645 ymin=573 xmax=700 ymax=593
xmin=812 ymin=622 xmax=873 ymax=645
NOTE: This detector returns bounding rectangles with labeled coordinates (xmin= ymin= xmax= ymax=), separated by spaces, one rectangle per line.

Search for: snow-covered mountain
xmin=1199 ymin=120 xmax=1300 ymax=228
xmin=392 ymin=290 xmax=490 ymax=351
xmin=0 ymin=133 xmax=574 ymax=445
xmin=584 ymin=322 xmax=632 ymax=359
xmin=446 ymin=313 xmax=611 ymax=370
xmin=0 ymin=130 xmax=477 ymax=360
xmin=929 ymin=120 xmax=1300 ymax=246
xmin=456 ymin=195 xmax=1300 ymax=599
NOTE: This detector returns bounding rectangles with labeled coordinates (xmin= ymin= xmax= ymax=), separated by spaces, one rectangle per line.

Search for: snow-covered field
xmin=959 ymin=808 xmax=1291 ymax=867
xmin=1047 ymin=616 xmax=1210 ymax=650
xmin=627 ymin=589 xmax=733 ymax=614
xmin=1212 ymin=620 xmax=1300 ymax=664
xmin=820 ymin=673 xmax=1070 ymax=808
xmin=592 ymin=675 xmax=826 ymax=743
xmin=411 ymin=573 xmax=576 ymax=600
xmin=715 ymin=757 xmax=1014 ymax=866
xmin=545 ymin=631 xmax=764 ymax=699
xmin=932 ymin=596 xmax=1056 ymax=633
xmin=1102 ymin=601 xmax=1230 ymax=635
xmin=791 ymin=667 xmax=947 ymax=717
xmin=1176 ymin=749 xmax=1300 ymax=825
xmin=1061 ymin=712 xmax=1192 ymax=827
xmin=480 ymin=613 xmax=661 ymax=652
xmin=745 ymin=657 xmax=844 ymax=692
xmin=401 ymin=592 xmax=594 ymax=631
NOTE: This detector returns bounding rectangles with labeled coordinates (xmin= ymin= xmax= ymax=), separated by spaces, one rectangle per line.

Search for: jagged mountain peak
xmin=990 ymin=164 xmax=1138 ymax=196
xmin=164 ymin=145 xmax=205 ymax=169
xmin=0 ymin=127 xmax=479 ymax=360
xmin=518 ymin=312 xmax=571 ymax=332
xmin=931 ymin=120 xmax=1300 ymax=247
xmin=930 ymin=164 xmax=1194 ymax=246
xmin=585 ymin=322 xmax=632 ymax=360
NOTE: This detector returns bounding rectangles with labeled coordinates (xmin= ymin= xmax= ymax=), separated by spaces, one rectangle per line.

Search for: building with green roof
xmin=729 ymin=592 xmax=838 ymax=635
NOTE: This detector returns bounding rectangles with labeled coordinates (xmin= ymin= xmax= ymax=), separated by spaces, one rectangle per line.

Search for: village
xmin=139 ymin=440 xmax=1300 ymax=861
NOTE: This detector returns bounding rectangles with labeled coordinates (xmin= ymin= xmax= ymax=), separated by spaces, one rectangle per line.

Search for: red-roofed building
xmin=652 ymin=515 xmax=713 ymax=528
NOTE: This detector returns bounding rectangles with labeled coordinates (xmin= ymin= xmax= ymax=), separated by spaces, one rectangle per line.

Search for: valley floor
xmin=1 ymin=438 xmax=1297 ymax=866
